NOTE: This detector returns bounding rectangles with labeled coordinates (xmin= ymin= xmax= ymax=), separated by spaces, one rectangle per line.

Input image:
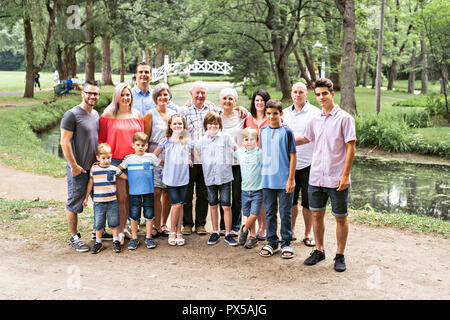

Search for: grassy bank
xmin=0 ymin=93 xmax=111 ymax=177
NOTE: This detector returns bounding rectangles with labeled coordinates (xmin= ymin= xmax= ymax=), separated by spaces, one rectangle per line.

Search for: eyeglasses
xmin=83 ymin=91 xmax=99 ymax=97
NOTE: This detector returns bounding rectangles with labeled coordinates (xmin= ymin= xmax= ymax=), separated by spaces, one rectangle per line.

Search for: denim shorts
xmin=308 ymin=185 xmax=349 ymax=218
xmin=129 ymin=193 xmax=154 ymax=221
xmin=292 ymin=166 xmax=310 ymax=209
xmin=93 ymin=199 xmax=120 ymax=230
xmin=241 ymin=190 xmax=263 ymax=217
xmin=66 ymin=164 xmax=90 ymax=214
xmin=167 ymin=185 xmax=188 ymax=205
xmin=206 ymin=182 xmax=231 ymax=206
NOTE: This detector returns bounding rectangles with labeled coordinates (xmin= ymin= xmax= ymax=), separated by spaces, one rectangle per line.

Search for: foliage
xmin=355 ymin=112 xmax=450 ymax=157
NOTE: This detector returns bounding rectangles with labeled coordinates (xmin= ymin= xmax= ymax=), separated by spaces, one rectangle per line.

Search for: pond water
xmin=39 ymin=126 xmax=450 ymax=221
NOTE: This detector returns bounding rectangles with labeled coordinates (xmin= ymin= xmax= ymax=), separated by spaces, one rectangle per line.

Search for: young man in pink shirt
xmin=295 ymin=78 xmax=356 ymax=272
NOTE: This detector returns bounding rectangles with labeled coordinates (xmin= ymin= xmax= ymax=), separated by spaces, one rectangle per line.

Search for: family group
xmin=60 ymin=61 xmax=356 ymax=272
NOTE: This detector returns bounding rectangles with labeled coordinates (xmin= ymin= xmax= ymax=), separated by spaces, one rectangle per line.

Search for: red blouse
xmin=244 ymin=116 xmax=270 ymax=146
xmin=98 ymin=116 xmax=144 ymax=159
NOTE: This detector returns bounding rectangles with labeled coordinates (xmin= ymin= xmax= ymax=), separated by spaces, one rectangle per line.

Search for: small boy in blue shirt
xmin=118 ymin=132 xmax=161 ymax=250
xmin=234 ymin=128 xmax=263 ymax=249
xmin=259 ymin=99 xmax=297 ymax=259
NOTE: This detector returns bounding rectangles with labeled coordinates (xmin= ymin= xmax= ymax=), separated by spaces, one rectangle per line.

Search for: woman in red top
xmin=244 ymin=89 xmax=271 ymax=241
xmin=99 ymin=82 xmax=144 ymax=245
xmin=244 ymin=89 xmax=271 ymax=145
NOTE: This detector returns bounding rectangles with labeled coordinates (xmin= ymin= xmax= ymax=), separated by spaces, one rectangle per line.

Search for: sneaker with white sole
xmin=91 ymin=242 xmax=103 ymax=254
xmin=207 ymin=233 xmax=220 ymax=245
xmin=127 ymin=238 xmax=140 ymax=250
xmin=70 ymin=233 xmax=89 ymax=252
xmin=224 ymin=234 xmax=238 ymax=246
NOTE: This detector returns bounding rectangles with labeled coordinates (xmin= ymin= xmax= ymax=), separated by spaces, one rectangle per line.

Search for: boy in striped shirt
xmin=83 ymin=143 xmax=127 ymax=254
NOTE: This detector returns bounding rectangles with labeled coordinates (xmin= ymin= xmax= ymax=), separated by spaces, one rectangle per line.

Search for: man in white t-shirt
xmin=282 ymin=82 xmax=321 ymax=247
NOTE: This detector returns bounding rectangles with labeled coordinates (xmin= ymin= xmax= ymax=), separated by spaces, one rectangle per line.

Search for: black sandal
xmin=160 ymin=224 xmax=170 ymax=237
xmin=152 ymin=227 xmax=162 ymax=238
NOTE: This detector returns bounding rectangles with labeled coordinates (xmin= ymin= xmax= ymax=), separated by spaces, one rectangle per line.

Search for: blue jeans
xmin=167 ymin=185 xmax=188 ymax=205
xmin=93 ymin=200 xmax=120 ymax=230
xmin=206 ymin=182 xmax=232 ymax=206
xmin=129 ymin=193 xmax=154 ymax=221
xmin=263 ymin=188 xmax=294 ymax=249
xmin=241 ymin=190 xmax=263 ymax=217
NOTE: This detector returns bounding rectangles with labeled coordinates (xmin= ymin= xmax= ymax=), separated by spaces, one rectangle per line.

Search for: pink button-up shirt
xmin=304 ymin=105 xmax=356 ymax=188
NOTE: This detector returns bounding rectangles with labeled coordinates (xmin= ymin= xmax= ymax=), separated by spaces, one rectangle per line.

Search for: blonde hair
xmin=97 ymin=143 xmax=112 ymax=156
xmin=133 ymin=132 xmax=148 ymax=144
xmin=241 ymin=127 xmax=258 ymax=142
xmin=111 ymin=82 xmax=133 ymax=116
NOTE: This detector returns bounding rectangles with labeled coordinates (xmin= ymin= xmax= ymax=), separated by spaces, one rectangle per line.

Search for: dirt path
xmin=0 ymin=161 xmax=449 ymax=300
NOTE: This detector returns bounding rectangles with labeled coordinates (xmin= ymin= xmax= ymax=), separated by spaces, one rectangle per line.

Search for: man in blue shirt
xmin=132 ymin=62 xmax=178 ymax=117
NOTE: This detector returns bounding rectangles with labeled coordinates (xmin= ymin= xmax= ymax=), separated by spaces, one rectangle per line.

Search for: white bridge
xmin=151 ymin=56 xmax=233 ymax=83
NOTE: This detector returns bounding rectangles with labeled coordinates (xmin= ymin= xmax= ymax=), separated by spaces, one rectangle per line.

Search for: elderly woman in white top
xmin=219 ymin=87 xmax=247 ymax=235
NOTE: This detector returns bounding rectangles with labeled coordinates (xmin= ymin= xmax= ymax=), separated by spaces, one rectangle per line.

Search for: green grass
xmin=414 ymin=127 xmax=450 ymax=144
xmin=0 ymin=71 xmax=130 ymax=92
xmin=350 ymin=204 xmax=450 ymax=238
xmin=0 ymin=198 xmax=93 ymax=244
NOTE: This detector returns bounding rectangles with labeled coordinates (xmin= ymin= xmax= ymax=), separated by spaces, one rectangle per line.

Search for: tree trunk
xmin=23 ymin=0 xmax=56 ymax=97
xmin=328 ymin=54 xmax=341 ymax=91
xmin=85 ymin=3 xmax=95 ymax=82
xmin=336 ymin=0 xmax=357 ymax=114
xmin=23 ymin=16 xmax=35 ymax=98
xmin=63 ymin=46 xmax=77 ymax=79
xmin=102 ymin=36 xmax=114 ymax=85
xmin=155 ymin=44 xmax=166 ymax=68
xmin=120 ymin=45 xmax=125 ymax=83
xmin=56 ymin=45 xmax=63 ymax=81
xmin=375 ymin=0 xmax=386 ymax=114
xmin=408 ymin=41 xmax=417 ymax=94
xmin=303 ymin=49 xmax=317 ymax=83
xmin=387 ymin=60 xmax=397 ymax=90
xmin=356 ymin=57 xmax=364 ymax=87
xmin=420 ymin=39 xmax=428 ymax=94
xmin=293 ymin=48 xmax=313 ymax=88
xmin=363 ymin=56 xmax=369 ymax=87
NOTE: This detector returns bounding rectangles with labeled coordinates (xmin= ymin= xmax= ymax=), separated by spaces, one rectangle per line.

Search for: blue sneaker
xmin=146 ymin=237 xmax=156 ymax=249
xmin=224 ymin=234 xmax=238 ymax=246
xmin=207 ymin=233 xmax=220 ymax=245
xmin=127 ymin=238 xmax=139 ymax=250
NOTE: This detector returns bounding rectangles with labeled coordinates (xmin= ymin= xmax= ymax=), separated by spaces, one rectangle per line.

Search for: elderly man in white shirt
xmin=282 ymin=82 xmax=321 ymax=247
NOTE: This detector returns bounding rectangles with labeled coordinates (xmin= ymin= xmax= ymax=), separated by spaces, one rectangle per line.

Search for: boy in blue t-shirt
xmin=259 ymin=99 xmax=297 ymax=259
xmin=119 ymin=132 xmax=160 ymax=250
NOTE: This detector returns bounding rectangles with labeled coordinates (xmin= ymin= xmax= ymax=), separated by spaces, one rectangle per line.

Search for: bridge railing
xmin=152 ymin=58 xmax=233 ymax=83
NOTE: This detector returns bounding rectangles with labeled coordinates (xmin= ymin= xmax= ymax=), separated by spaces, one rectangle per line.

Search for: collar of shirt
xmin=206 ymin=130 xmax=223 ymax=140
xmin=321 ymin=104 xmax=340 ymax=117
xmin=244 ymin=147 xmax=258 ymax=154
xmin=133 ymin=85 xmax=151 ymax=97
xmin=290 ymin=101 xmax=312 ymax=114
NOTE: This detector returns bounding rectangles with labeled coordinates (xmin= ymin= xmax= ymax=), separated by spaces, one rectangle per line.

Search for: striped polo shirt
xmin=90 ymin=165 xmax=123 ymax=202
xmin=119 ymin=153 xmax=161 ymax=195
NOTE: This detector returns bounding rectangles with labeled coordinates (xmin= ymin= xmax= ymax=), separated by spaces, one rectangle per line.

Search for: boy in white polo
xmin=295 ymin=78 xmax=356 ymax=272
